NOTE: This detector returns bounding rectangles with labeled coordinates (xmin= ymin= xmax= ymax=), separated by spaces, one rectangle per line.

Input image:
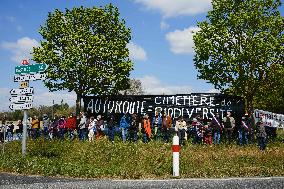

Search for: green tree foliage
xmin=0 ymin=111 xmax=22 ymax=122
xmin=0 ymin=103 xmax=75 ymax=121
xmin=254 ymin=64 xmax=284 ymax=113
xmin=193 ymin=0 xmax=284 ymax=112
xmin=32 ymin=4 xmax=133 ymax=115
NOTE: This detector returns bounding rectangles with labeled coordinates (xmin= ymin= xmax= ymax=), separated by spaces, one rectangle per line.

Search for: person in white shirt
xmin=88 ymin=117 xmax=97 ymax=142
xmin=175 ymin=116 xmax=187 ymax=146
xmin=78 ymin=112 xmax=87 ymax=141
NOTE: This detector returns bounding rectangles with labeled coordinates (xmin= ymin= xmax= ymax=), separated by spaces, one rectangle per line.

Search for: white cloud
xmin=127 ymin=42 xmax=147 ymax=61
xmin=166 ymin=26 xmax=200 ymax=54
xmin=1 ymin=37 xmax=39 ymax=63
xmin=0 ymin=88 xmax=11 ymax=111
xmin=206 ymin=88 xmax=220 ymax=93
xmin=160 ymin=20 xmax=170 ymax=30
xmin=33 ymin=91 xmax=76 ymax=107
xmin=135 ymin=0 xmax=212 ymax=18
xmin=139 ymin=75 xmax=193 ymax=95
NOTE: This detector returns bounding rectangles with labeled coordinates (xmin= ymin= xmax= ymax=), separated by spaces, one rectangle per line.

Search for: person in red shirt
xmin=66 ymin=113 xmax=77 ymax=140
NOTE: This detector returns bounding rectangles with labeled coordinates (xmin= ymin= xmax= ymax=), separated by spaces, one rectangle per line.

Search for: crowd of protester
xmin=0 ymin=111 xmax=280 ymax=150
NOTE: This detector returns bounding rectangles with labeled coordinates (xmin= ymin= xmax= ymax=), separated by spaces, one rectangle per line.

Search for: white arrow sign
xmin=9 ymin=103 xmax=33 ymax=110
xmin=10 ymin=88 xmax=34 ymax=95
xmin=14 ymin=73 xmax=47 ymax=82
xmin=9 ymin=95 xmax=34 ymax=103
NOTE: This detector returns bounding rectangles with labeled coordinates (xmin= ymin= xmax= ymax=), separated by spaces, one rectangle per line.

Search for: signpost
xmin=9 ymin=96 xmax=34 ymax=103
xmin=14 ymin=73 xmax=47 ymax=82
xmin=15 ymin=64 xmax=48 ymax=74
xmin=10 ymin=87 xmax=34 ymax=95
xmin=9 ymin=103 xmax=33 ymax=110
xmin=10 ymin=61 xmax=48 ymax=156
xmin=20 ymin=82 xmax=29 ymax=88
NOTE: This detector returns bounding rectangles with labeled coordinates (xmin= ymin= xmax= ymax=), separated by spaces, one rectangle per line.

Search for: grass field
xmin=0 ymin=131 xmax=283 ymax=179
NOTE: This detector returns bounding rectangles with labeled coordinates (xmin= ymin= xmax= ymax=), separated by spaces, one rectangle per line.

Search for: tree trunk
xmin=245 ymin=94 xmax=254 ymax=116
xmin=76 ymin=93 xmax=82 ymax=117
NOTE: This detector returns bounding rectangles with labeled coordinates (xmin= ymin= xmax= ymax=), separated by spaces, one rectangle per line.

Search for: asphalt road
xmin=0 ymin=173 xmax=284 ymax=189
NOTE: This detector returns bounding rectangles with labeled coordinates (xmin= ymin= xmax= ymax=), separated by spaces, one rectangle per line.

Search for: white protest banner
xmin=254 ymin=109 xmax=284 ymax=128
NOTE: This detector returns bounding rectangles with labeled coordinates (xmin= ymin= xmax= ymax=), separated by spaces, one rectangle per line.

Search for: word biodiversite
xmin=84 ymin=94 xmax=244 ymax=119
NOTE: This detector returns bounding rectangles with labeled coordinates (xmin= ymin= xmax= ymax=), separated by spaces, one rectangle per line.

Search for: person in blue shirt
xmin=120 ymin=113 xmax=130 ymax=142
xmin=152 ymin=112 xmax=162 ymax=141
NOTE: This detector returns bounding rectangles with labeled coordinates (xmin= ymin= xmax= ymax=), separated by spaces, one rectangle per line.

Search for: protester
xmin=27 ymin=117 xmax=32 ymax=138
xmin=129 ymin=113 xmax=139 ymax=143
xmin=58 ymin=116 xmax=66 ymax=139
xmin=222 ymin=112 xmax=235 ymax=144
xmin=78 ymin=112 xmax=87 ymax=141
xmin=175 ymin=116 xmax=187 ymax=146
xmin=256 ymin=120 xmax=267 ymax=150
xmin=66 ymin=114 xmax=77 ymax=140
xmin=152 ymin=112 xmax=162 ymax=141
xmin=142 ymin=114 xmax=151 ymax=143
xmin=96 ymin=115 xmax=104 ymax=139
xmin=16 ymin=120 xmax=23 ymax=140
xmin=49 ymin=116 xmax=59 ymax=139
xmin=42 ymin=114 xmax=50 ymax=139
xmin=239 ymin=116 xmax=249 ymax=145
xmin=88 ymin=116 xmax=96 ymax=142
xmin=6 ymin=122 xmax=14 ymax=141
xmin=106 ymin=111 xmax=116 ymax=143
xmin=210 ymin=112 xmax=222 ymax=145
xmin=120 ymin=113 xmax=130 ymax=142
xmin=31 ymin=116 xmax=40 ymax=139
xmin=162 ymin=112 xmax=172 ymax=143
xmin=0 ymin=124 xmax=4 ymax=143
xmin=203 ymin=124 xmax=213 ymax=145
xmin=192 ymin=117 xmax=203 ymax=144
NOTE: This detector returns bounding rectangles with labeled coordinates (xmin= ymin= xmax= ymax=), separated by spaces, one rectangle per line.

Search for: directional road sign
xmin=20 ymin=82 xmax=29 ymax=88
xmin=14 ymin=73 xmax=47 ymax=82
xmin=10 ymin=88 xmax=34 ymax=95
xmin=9 ymin=103 xmax=32 ymax=110
xmin=9 ymin=95 xmax=34 ymax=103
xmin=15 ymin=64 xmax=48 ymax=74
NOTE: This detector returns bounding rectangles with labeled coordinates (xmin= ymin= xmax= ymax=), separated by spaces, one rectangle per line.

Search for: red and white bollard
xmin=172 ymin=135 xmax=180 ymax=177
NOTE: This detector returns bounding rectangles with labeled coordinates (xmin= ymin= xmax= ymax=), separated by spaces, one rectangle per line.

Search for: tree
xmin=119 ymin=79 xmax=144 ymax=95
xmin=254 ymin=63 xmax=284 ymax=113
xmin=33 ymin=4 xmax=133 ymax=115
xmin=193 ymin=0 xmax=284 ymax=113
xmin=0 ymin=111 xmax=22 ymax=122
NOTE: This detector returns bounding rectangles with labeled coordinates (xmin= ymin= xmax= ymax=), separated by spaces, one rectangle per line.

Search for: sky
xmin=0 ymin=0 xmax=283 ymax=111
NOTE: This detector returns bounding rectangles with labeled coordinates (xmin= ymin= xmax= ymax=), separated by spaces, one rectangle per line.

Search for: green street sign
xmin=15 ymin=64 xmax=48 ymax=74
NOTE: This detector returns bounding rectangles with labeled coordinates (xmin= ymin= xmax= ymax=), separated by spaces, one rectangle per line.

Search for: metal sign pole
xmin=11 ymin=61 xmax=48 ymax=156
xmin=2 ymin=124 xmax=6 ymax=154
xmin=22 ymin=109 xmax=28 ymax=156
